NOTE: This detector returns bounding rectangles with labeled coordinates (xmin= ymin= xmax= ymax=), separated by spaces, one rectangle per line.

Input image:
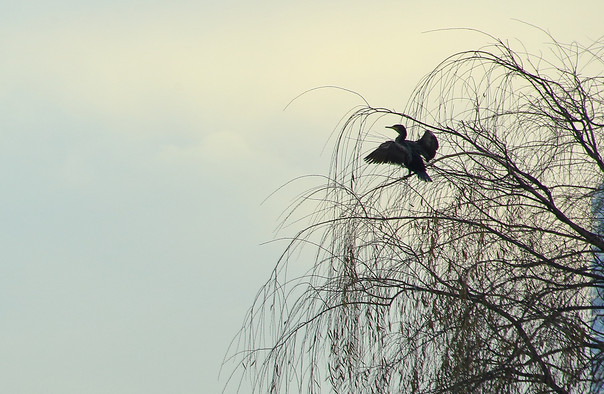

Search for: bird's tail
xmin=416 ymin=171 xmax=432 ymax=182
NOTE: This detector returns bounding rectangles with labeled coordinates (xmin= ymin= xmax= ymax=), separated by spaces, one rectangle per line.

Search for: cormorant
xmin=364 ymin=124 xmax=439 ymax=182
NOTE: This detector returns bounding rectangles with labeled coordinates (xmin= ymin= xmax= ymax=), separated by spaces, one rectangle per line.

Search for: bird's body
xmin=364 ymin=124 xmax=438 ymax=182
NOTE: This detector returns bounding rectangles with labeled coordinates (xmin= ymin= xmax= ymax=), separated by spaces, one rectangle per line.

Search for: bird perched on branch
xmin=364 ymin=124 xmax=439 ymax=182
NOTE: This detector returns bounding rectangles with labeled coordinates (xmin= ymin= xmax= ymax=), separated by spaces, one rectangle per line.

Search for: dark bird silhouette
xmin=364 ymin=124 xmax=439 ymax=182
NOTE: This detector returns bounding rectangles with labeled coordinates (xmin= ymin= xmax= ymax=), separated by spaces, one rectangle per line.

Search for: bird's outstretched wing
xmin=365 ymin=140 xmax=432 ymax=182
xmin=364 ymin=141 xmax=411 ymax=166
xmin=415 ymin=130 xmax=439 ymax=162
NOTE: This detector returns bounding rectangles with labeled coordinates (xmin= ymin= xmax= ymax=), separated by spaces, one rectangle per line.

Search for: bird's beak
xmin=385 ymin=126 xmax=394 ymax=129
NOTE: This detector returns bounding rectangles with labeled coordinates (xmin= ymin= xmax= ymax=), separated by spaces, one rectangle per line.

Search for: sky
xmin=1 ymin=1 xmax=603 ymax=393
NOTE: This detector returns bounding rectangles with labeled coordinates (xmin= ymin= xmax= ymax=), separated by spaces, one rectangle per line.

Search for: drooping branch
xmin=227 ymin=35 xmax=604 ymax=394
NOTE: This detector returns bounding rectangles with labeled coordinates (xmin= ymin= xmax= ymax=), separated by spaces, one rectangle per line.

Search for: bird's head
xmin=386 ymin=124 xmax=407 ymax=139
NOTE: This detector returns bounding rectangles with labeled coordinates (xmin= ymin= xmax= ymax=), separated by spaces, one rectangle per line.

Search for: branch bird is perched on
xmin=364 ymin=124 xmax=439 ymax=182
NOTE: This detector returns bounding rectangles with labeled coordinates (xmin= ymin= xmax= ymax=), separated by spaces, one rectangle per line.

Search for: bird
xmin=364 ymin=124 xmax=439 ymax=182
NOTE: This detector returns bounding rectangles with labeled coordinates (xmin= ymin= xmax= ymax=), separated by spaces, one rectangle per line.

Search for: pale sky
xmin=1 ymin=1 xmax=603 ymax=393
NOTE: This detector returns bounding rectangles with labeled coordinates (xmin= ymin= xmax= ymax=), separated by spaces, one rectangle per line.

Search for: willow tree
xmin=226 ymin=34 xmax=604 ymax=393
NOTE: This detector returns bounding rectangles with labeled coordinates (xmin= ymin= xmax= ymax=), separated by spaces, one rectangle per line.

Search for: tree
xmin=226 ymin=33 xmax=604 ymax=393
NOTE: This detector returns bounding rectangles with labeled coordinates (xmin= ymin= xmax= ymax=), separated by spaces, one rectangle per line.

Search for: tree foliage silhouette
xmin=226 ymin=33 xmax=604 ymax=393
